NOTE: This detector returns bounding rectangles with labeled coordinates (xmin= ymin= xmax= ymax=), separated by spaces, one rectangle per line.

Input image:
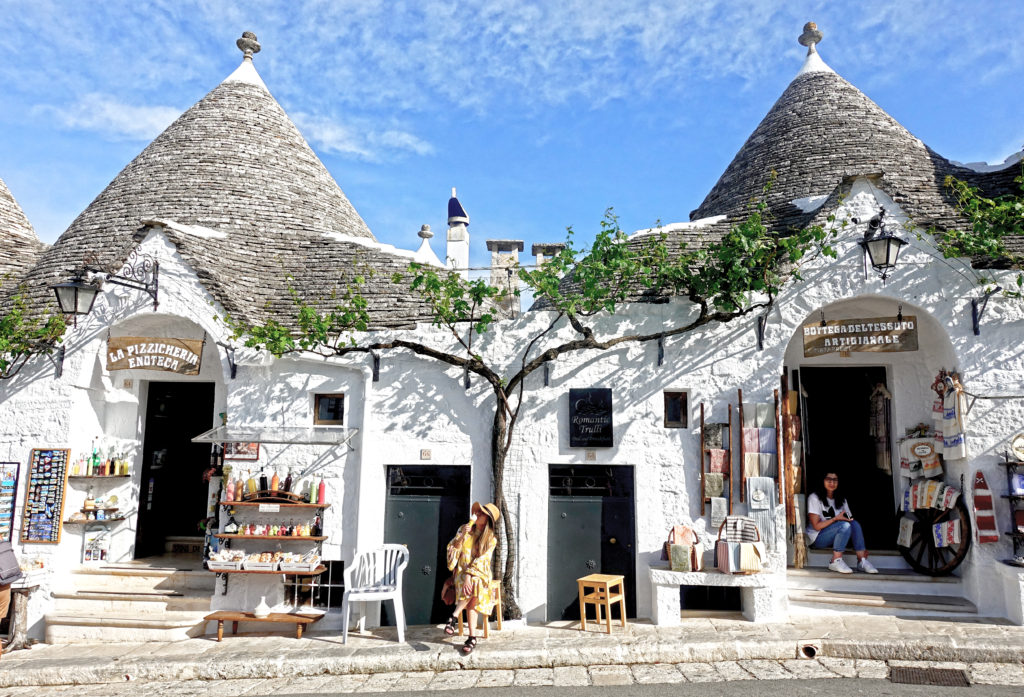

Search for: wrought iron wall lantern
xmin=50 ymin=247 xmax=159 ymax=325
xmin=854 ymin=208 xmax=907 ymax=284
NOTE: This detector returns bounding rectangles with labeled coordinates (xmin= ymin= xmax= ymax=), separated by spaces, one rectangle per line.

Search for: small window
xmin=314 ymin=393 xmax=345 ymax=425
xmin=664 ymin=391 xmax=688 ymax=428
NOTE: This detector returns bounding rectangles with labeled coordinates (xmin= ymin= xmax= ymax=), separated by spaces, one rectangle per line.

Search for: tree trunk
xmin=490 ymin=394 xmax=522 ymax=619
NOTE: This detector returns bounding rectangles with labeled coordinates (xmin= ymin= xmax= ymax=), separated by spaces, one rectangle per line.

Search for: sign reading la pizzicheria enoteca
xmin=569 ymin=388 xmax=614 ymax=447
xmin=107 ymin=336 xmax=204 ymax=375
xmin=802 ymin=315 xmax=919 ymax=357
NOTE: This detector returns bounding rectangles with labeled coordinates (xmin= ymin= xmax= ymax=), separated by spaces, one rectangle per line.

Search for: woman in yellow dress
xmin=444 ymin=501 xmax=500 ymax=654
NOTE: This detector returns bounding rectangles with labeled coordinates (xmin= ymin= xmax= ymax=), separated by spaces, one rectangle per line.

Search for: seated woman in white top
xmin=806 ymin=471 xmax=878 ymax=574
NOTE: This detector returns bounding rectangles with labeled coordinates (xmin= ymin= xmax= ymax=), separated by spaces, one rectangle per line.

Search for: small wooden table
xmin=577 ymin=573 xmax=627 ymax=634
xmin=205 ymin=611 xmax=322 ymax=641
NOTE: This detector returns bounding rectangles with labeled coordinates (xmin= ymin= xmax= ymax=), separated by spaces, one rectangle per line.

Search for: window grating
xmin=283 ymin=559 xmax=345 ymax=609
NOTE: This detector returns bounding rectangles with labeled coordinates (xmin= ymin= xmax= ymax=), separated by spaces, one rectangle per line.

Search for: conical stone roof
xmin=0 ymin=176 xmax=45 ymax=284
xmin=17 ymin=34 xmax=443 ymax=329
xmin=690 ymin=25 xmax=1020 ymax=243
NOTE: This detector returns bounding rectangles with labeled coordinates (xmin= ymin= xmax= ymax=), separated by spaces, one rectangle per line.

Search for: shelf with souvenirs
xmin=699 ymin=402 xmax=733 ymax=533
xmin=208 ymin=465 xmax=328 ymax=593
xmin=68 ymin=439 xmax=133 ymax=478
xmin=1000 ymin=435 xmax=1024 ymax=568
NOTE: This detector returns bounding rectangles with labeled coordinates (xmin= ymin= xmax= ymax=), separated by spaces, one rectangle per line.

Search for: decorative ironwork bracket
xmin=44 ymin=345 xmax=66 ymax=378
xmin=657 ymin=335 xmax=665 ymax=366
xmin=971 ymin=286 xmax=1001 ymax=336
xmin=83 ymin=246 xmax=159 ymax=311
xmin=371 ymin=352 xmax=380 ymax=382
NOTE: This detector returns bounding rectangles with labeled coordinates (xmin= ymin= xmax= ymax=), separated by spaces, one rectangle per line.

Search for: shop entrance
xmin=382 ymin=465 xmax=471 ymax=626
xmin=135 ymin=382 xmax=216 ymax=558
xmin=547 ymin=465 xmax=636 ymax=621
xmin=799 ymin=366 xmax=896 ymax=550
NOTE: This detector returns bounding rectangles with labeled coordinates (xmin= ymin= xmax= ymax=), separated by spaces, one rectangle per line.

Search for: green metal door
xmin=547 ymin=465 xmax=636 ymax=621
xmin=382 ymin=465 xmax=470 ymax=626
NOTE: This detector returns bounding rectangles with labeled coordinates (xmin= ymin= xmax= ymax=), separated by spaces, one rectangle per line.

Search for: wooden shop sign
xmin=107 ymin=336 xmax=204 ymax=375
xmin=802 ymin=315 xmax=918 ymax=357
xmin=569 ymin=388 xmax=614 ymax=447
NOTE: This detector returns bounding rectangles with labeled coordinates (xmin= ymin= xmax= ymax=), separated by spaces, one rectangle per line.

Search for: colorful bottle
xmin=259 ymin=470 xmax=269 ymax=492
xmin=246 ymin=470 xmax=257 ymax=496
xmin=224 ymin=473 xmax=235 ymax=502
xmin=282 ymin=469 xmax=293 ymax=494
xmin=317 ymin=478 xmax=326 ymax=505
xmin=91 ymin=438 xmax=99 ymax=472
xmin=270 ymin=470 xmax=280 ymax=492
xmin=312 ymin=514 xmax=322 ymax=537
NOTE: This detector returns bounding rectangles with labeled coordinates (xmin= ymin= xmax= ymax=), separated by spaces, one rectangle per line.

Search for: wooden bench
xmin=205 ymin=611 xmax=322 ymax=641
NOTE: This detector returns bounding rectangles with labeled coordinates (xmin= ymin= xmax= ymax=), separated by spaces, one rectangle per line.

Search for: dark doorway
xmin=135 ymin=382 xmax=216 ymax=558
xmin=547 ymin=465 xmax=636 ymax=621
xmin=800 ymin=366 xmax=895 ymax=550
xmin=382 ymin=465 xmax=471 ymax=626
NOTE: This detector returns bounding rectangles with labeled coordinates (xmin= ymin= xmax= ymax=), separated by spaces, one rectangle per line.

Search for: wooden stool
xmin=458 ymin=580 xmax=503 ymax=638
xmin=204 ymin=611 xmax=322 ymax=641
xmin=577 ymin=573 xmax=627 ymax=634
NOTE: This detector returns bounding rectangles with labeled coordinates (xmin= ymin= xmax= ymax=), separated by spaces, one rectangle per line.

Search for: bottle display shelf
xmin=220 ymin=501 xmax=329 ymax=509
xmin=214 ymin=534 xmax=327 ymax=541
xmin=63 ymin=518 xmax=122 ymax=525
xmin=69 ymin=475 xmax=131 ymax=480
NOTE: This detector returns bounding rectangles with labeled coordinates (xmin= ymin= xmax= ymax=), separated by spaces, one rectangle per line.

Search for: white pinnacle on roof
xmin=795 ymin=21 xmax=835 ymax=77
xmin=413 ymin=224 xmax=445 ymax=267
xmin=223 ymin=32 xmax=269 ymax=90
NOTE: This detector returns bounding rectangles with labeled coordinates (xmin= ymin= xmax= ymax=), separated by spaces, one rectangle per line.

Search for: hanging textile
xmin=758 ymin=453 xmax=777 ymax=479
xmin=704 ymin=423 xmax=725 ymax=450
xmin=868 ymin=383 xmax=892 ymax=474
xmin=746 ymin=476 xmax=778 ymax=551
xmin=755 ymin=402 xmax=775 ymax=428
xmin=710 ymin=497 xmax=728 ymax=531
xmin=756 ymin=428 xmax=777 ymax=454
xmin=704 ymin=472 xmax=724 ymax=498
xmin=741 ymin=427 xmax=759 ymax=453
xmin=708 ymin=449 xmax=729 ymax=473
xmin=942 ymin=376 xmax=968 ymax=460
xmin=743 ymin=453 xmax=760 ymax=479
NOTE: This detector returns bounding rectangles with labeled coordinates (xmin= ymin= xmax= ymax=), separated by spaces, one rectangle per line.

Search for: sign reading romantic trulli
xmin=106 ymin=336 xmax=204 ymax=374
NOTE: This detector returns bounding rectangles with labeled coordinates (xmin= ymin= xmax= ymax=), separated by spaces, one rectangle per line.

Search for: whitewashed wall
xmin=4 ymin=178 xmax=1024 ymax=638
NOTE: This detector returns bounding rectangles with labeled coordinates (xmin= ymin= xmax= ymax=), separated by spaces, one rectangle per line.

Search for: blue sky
xmin=2 ymin=1 xmax=1022 ymax=270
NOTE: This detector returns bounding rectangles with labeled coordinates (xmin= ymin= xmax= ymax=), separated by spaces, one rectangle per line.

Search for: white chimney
xmin=446 ymin=187 xmax=470 ymax=279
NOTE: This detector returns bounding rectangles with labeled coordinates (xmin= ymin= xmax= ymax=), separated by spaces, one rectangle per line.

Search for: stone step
xmin=803 ymin=548 xmax=910 ymax=570
xmin=786 ymin=567 xmax=962 ymax=596
xmin=72 ymin=567 xmax=216 ymax=592
xmin=44 ymin=610 xmax=209 ymax=643
xmin=51 ymin=590 xmax=211 ymax=614
xmin=788 ymin=588 xmax=977 ymax=615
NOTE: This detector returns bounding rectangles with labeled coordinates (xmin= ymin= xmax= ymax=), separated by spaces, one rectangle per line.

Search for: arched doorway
xmin=782 ymin=296 xmax=958 ymax=553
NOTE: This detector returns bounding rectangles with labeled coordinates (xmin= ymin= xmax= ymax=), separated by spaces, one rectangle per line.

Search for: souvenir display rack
xmin=699 ymin=402 xmax=733 ymax=517
xmin=0 ymin=462 xmax=20 ymax=542
xmin=212 ymin=493 xmax=329 ymax=593
xmin=1001 ymin=454 xmax=1024 ymax=568
xmin=20 ymin=448 xmax=69 ymax=544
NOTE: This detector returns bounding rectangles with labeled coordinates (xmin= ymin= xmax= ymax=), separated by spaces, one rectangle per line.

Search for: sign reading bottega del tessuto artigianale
xmin=106 ymin=336 xmax=204 ymax=375
xmin=802 ymin=315 xmax=918 ymax=357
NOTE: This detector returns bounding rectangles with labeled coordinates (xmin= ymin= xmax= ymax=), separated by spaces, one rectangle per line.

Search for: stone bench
xmin=205 ymin=610 xmax=322 ymax=640
xmin=649 ymin=567 xmax=788 ymax=624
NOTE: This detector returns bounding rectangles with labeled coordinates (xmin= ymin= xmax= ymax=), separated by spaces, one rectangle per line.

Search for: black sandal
xmin=443 ymin=615 xmax=457 ymax=636
xmin=462 ymin=636 xmax=477 ymax=654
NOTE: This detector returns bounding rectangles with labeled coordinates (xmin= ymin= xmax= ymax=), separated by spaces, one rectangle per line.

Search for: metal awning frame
xmin=191 ymin=424 xmax=359 ymax=450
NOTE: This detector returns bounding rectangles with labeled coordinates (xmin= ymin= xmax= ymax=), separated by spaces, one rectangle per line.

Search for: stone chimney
xmin=531 ymin=243 xmax=566 ymax=268
xmin=485 ymin=239 xmax=523 ymax=317
xmin=446 ymin=187 xmax=470 ymax=279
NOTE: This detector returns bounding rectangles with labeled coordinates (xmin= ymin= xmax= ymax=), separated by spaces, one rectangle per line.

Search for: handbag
xmin=0 ymin=541 xmax=23 ymax=585
xmin=660 ymin=524 xmax=697 ymax=561
xmin=715 ymin=517 xmax=763 ymax=574
xmin=440 ymin=575 xmax=456 ymax=605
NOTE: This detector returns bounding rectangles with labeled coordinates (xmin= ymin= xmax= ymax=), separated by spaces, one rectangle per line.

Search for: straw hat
xmin=472 ymin=501 xmax=501 ymax=525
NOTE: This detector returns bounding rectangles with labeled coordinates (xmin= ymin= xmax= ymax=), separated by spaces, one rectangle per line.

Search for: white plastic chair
xmin=341 ymin=544 xmax=409 ymax=644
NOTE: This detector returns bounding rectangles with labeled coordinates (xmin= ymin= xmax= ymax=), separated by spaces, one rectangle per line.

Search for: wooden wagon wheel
xmin=896 ymin=497 xmax=972 ymax=576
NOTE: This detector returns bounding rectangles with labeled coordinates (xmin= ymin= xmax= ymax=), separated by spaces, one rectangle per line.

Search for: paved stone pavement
xmin=1 ymin=614 xmax=1024 ymax=691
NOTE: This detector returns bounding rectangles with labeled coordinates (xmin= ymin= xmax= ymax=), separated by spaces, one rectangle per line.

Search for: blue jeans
xmin=812 ymin=520 xmax=866 ymax=552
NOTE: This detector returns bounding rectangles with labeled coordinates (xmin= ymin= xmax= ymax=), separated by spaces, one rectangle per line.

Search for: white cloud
xmin=36 ymin=93 xmax=180 ymax=141
xmin=293 ymin=113 xmax=435 ymax=162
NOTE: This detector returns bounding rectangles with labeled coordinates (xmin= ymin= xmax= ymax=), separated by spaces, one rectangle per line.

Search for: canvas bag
xmin=669 ymin=542 xmax=705 ymax=572
xmin=715 ymin=517 xmax=763 ymax=574
xmin=0 ymin=541 xmax=23 ymax=585
xmin=661 ymin=524 xmax=697 ymax=561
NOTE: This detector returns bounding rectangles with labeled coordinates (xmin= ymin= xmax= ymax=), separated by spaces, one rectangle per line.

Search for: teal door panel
xmin=547 ymin=465 xmax=636 ymax=621
xmin=382 ymin=466 xmax=469 ymax=626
